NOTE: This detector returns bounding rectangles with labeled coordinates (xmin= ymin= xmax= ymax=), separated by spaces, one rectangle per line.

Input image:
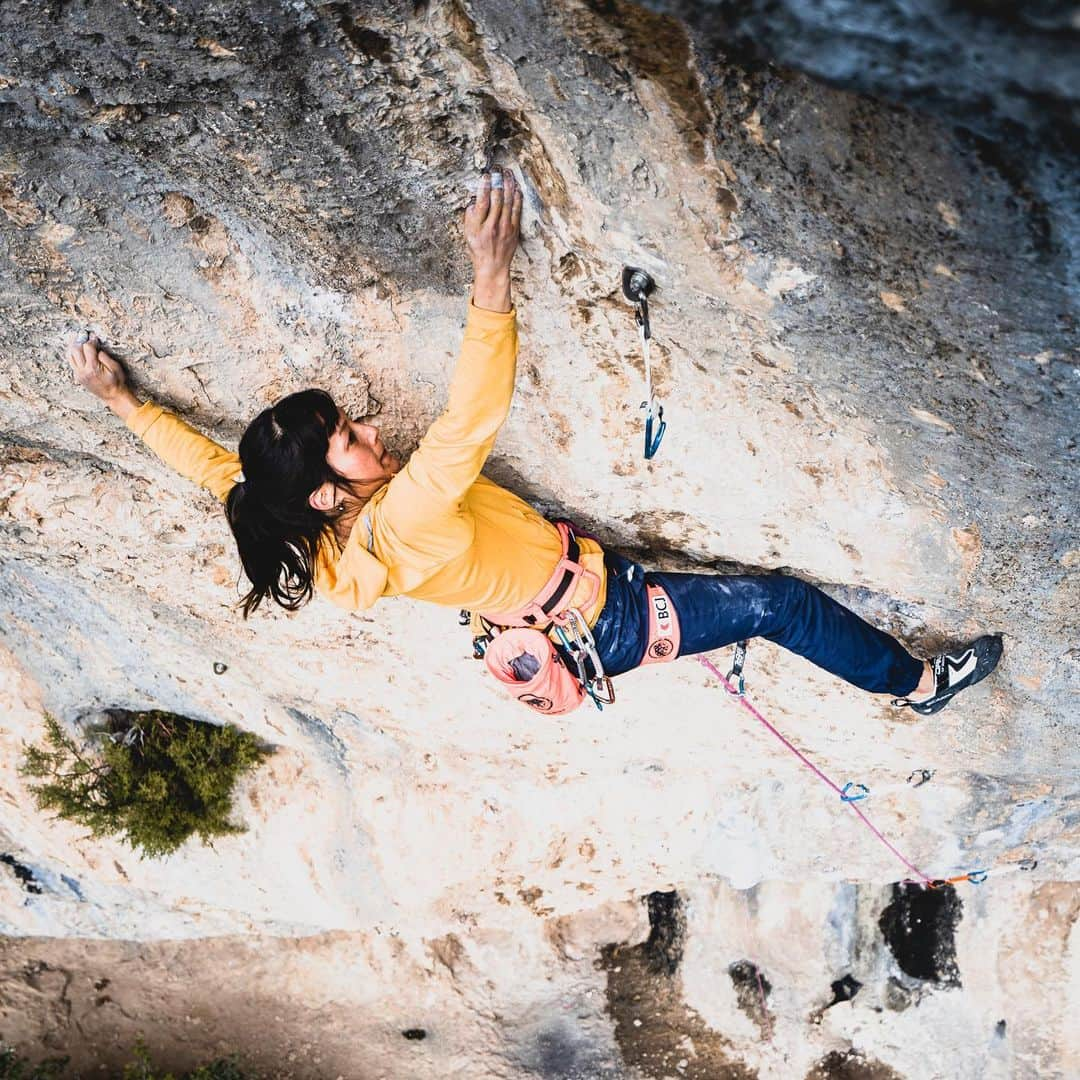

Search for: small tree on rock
xmin=21 ymin=710 xmax=270 ymax=858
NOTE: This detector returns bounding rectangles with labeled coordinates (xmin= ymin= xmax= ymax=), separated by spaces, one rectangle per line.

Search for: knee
xmin=763 ymin=575 xmax=816 ymax=635
xmin=767 ymin=573 xmax=812 ymax=608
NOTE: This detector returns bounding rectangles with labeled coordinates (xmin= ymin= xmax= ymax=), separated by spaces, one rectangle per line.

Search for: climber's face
xmin=326 ymin=406 xmax=401 ymax=486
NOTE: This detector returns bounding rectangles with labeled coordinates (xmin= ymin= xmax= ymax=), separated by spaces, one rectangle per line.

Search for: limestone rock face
xmin=0 ymin=1 xmax=1077 ymax=1076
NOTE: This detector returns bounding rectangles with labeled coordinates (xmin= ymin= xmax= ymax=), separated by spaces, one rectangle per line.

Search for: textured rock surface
xmin=1 ymin=0 xmax=1078 ymax=1076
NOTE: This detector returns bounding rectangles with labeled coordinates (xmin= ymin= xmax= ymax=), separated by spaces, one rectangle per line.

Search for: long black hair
xmin=225 ymin=389 xmax=355 ymax=618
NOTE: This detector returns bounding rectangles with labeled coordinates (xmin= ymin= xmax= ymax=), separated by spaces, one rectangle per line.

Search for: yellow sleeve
xmin=126 ymin=401 xmax=242 ymax=503
xmin=382 ymin=300 xmax=518 ymax=524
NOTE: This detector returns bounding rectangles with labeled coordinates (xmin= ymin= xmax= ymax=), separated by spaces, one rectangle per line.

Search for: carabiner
xmin=643 ymin=402 xmax=666 ymax=460
xmin=726 ymin=640 xmax=747 ymax=694
xmin=840 ymin=782 xmax=870 ymax=803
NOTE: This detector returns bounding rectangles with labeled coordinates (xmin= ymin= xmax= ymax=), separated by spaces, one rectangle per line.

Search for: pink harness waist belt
xmin=480 ymin=521 xmax=601 ymax=629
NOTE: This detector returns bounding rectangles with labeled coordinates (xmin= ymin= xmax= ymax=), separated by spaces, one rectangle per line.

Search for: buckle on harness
xmin=485 ymin=522 xmax=600 ymax=630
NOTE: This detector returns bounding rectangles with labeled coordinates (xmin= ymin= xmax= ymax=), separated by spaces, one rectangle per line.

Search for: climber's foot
xmin=893 ymin=635 xmax=1003 ymax=715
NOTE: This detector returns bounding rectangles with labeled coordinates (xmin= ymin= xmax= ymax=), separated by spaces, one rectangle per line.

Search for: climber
xmin=68 ymin=168 xmax=1001 ymax=716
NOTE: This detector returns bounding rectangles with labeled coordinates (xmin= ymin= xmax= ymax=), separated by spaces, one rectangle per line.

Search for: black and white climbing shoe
xmin=892 ymin=635 xmax=1004 ymax=716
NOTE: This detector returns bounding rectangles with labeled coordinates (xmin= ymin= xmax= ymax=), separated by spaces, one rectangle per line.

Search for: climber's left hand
xmin=68 ymin=333 xmax=142 ymax=420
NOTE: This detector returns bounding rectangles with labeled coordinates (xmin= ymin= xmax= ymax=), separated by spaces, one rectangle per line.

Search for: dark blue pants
xmin=591 ymin=553 xmax=923 ymax=696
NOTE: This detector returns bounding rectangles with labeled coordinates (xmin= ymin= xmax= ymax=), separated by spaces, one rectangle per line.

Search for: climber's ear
xmin=309 ymin=482 xmax=337 ymax=513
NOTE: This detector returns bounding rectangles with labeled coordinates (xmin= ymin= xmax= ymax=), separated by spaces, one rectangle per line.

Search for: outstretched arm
xmin=68 ymin=333 xmax=241 ymax=502
xmin=384 ymin=170 xmax=523 ymax=522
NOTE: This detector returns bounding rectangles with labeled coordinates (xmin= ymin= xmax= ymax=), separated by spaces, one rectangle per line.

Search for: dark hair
xmin=225 ymin=389 xmax=354 ymax=618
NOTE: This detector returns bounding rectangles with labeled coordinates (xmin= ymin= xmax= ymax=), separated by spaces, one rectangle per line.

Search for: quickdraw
xmin=622 ymin=266 xmax=666 ymax=460
xmin=727 ymin=639 xmax=748 ymax=696
xmin=929 ymin=870 xmax=988 ymax=889
xmin=554 ymin=608 xmax=616 ymax=709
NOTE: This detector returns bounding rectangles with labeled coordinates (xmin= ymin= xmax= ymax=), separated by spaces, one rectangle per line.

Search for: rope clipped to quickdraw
xmin=840 ymin=782 xmax=870 ymax=803
xmin=622 ymin=266 xmax=665 ymax=460
xmin=698 ymin=651 xmax=992 ymax=890
xmin=929 ymin=869 xmax=988 ymax=889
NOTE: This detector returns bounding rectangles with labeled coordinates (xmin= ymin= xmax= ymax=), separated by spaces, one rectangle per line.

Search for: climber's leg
xmin=652 ymin=570 xmax=924 ymax=696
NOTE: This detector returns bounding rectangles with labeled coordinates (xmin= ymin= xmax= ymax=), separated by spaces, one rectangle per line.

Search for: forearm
xmin=103 ymin=388 xmax=143 ymax=424
xmin=387 ymin=301 xmax=517 ymax=511
xmin=471 ymin=268 xmax=512 ymax=313
xmin=124 ymin=401 xmax=243 ymax=502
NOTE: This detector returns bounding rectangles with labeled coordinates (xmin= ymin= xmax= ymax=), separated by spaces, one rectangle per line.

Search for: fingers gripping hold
xmin=468 ymin=169 xmax=517 ymax=228
xmin=67 ymin=329 xmax=128 ymax=403
xmin=509 ymin=183 xmax=522 ymax=233
xmin=463 ymin=169 xmax=522 ymax=285
xmin=470 ymin=172 xmax=491 ymax=222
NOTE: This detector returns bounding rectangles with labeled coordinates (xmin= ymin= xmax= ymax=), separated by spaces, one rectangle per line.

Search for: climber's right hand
xmin=68 ymin=333 xmax=141 ymax=419
xmin=465 ymin=168 xmax=522 ymax=278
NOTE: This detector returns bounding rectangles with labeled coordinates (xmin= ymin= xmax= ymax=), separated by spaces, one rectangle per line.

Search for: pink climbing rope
xmin=697 ymin=654 xmax=935 ymax=886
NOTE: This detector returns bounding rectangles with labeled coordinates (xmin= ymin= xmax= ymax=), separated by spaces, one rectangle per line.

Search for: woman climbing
xmin=68 ymin=169 xmax=1001 ymax=716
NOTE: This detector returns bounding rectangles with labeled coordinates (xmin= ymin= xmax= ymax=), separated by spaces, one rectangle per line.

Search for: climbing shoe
xmin=893 ymin=635 xmax=1003 ymax=715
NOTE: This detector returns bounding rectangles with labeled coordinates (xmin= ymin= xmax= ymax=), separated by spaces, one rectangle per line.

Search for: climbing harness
xmin=464 ymin=523 xmax=613 ymax=713
xmin=481 ymin=521 xmax=601 ymax=630
xmin=622 ymin=266 xmax=666 ymax=460
xmin=697 ymin=651 xmax=994 ymax=890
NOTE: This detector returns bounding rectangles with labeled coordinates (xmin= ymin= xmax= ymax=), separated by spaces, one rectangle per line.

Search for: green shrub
xmin=21 ymin=710 xmax=270 ymax=858
xmin=0 ymin=1044 xmax=247 ymax=1079
xmin=0 ymin=1046 xmax=67 ymax=1079
xmin=123 ymin=1042 xmax=247 ymax=1079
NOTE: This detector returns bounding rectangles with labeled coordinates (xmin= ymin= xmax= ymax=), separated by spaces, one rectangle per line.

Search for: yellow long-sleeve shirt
xmin=125 ymin=301 xmax=607 ymax=623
